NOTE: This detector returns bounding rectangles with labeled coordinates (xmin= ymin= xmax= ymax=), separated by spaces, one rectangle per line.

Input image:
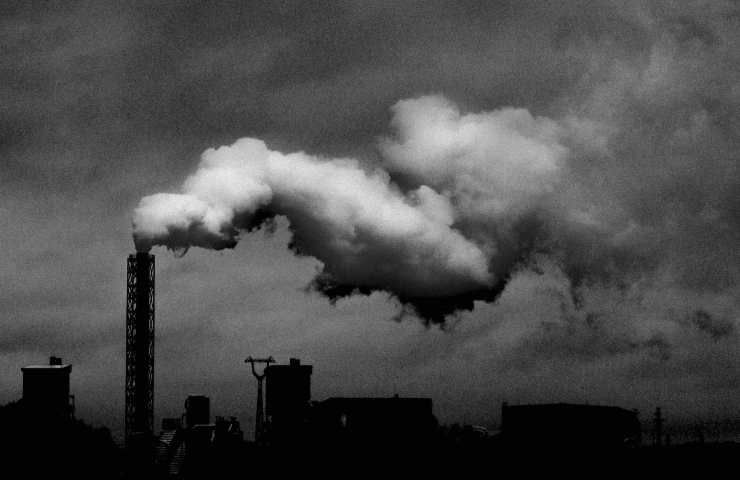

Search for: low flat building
xmin=501 ymin=402 xmax=641 ymax=449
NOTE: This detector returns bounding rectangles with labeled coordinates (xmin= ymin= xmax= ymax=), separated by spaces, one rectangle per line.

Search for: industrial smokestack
xmin=125 ymin=252 xmax=155 ymax=445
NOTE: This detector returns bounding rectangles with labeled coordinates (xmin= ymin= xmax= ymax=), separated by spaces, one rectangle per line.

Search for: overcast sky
xmin=1 ymin=0 xmax=739 ymax=442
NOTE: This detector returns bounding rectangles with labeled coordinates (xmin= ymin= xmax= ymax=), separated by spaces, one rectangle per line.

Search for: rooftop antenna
xmin=245 ymin=356 xmax=274 ymax=445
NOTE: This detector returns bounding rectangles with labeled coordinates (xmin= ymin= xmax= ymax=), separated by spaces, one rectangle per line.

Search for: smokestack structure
xmin=125 ymin=252 xmax=155 ymax=445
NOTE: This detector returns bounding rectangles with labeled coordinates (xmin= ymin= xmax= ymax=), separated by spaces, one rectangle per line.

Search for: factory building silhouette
xmin=499 ymin=402 xmax=641 ymax=450
xmin=21 ymin=356 xmax=75 ymax=423
xmin=10 ymin=348 xmax=732 ymax=478
xmin=0 ymin=357 xmax=119 ymax=479
xmin=5 ymin=251 xmax=736 ymax=478
xmin=263 ymin=358 xmax=313 ymax=445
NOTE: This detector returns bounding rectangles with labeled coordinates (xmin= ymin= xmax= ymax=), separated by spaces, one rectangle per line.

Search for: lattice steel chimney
xmin=125 ymin=252 xmax=155 ymax=445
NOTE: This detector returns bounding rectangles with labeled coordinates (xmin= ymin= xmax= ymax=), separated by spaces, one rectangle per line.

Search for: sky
xmin=1 ymin=0 xmax=739 ymax=442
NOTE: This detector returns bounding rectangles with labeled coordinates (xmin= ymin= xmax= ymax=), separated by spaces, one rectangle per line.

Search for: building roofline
xmin=22 ymin=365 xmax=72 ymax=371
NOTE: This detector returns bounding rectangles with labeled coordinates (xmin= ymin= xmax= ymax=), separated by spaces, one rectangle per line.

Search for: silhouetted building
xmin=185 ymin=395 xmax=210 ymax=428
xmin=501 ymin=402 xmax=641 ymax=450
xmin=5 ymin=359 xmax=121 ymax=479
xmin=265 ymin=358 xmax=313 ymax=445
xmin=312 ymin=395 xmax=438 ymax=448
xmin=155 ymin=397 xmax=244 ymax=479
xmin=21 ymin=356 xmax=73 ymax=421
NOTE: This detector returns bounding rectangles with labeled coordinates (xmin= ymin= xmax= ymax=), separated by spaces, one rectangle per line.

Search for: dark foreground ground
xmin=1 ymin=398 xmax=736 ymax=479
xmin=3 ymin=437 xmax=738 ymax=479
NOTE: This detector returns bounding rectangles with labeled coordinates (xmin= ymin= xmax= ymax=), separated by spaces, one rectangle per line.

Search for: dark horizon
xmin=1 ymin=0 xmax=739 ymax=448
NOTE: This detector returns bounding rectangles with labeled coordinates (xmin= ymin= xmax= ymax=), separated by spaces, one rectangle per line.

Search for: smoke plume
xmin=133 ymin=95 xmax=582 ymax=322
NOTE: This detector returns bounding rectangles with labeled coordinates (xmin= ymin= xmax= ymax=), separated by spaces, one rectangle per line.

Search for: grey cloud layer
xmin=1 ymin=0 xmax=739 ymax=434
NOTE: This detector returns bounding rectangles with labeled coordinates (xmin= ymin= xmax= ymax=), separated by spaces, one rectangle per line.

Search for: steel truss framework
xmin=125 ymin=253 xmax=155 ymax=445
xmin=246 ymin=356 xmax=274 ymax=444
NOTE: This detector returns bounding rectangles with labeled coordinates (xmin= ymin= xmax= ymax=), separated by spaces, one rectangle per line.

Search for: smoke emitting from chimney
xmin=131 ymin=95 xmax=649 ymax=323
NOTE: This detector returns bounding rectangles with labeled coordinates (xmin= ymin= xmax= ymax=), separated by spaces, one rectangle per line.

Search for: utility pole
xmin=245 ymin=356 xmax=274 ymax=445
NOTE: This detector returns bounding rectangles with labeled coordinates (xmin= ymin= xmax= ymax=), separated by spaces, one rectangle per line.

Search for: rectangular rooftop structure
xmin=22 ymin=356 xmax=73 ymax=420
xmin=265 ymin=358 xmax=313 ymax=445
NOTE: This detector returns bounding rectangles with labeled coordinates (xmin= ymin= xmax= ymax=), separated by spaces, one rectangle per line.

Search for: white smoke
xmin=133 ymin=95 xmax=571 ymax=320
xmin=379 ymin=96 xmax=567 ymax=219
